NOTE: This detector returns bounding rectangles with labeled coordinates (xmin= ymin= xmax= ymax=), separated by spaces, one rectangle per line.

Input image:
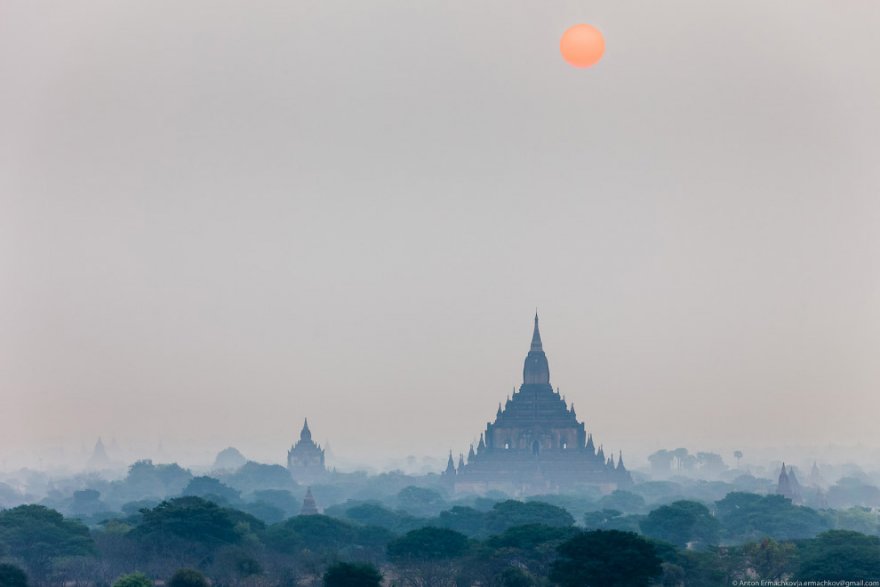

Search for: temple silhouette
xmin=449 ymin=314 xmax=632 ymax=494
xmin=287 ymin=419 xmax=326 ymax=483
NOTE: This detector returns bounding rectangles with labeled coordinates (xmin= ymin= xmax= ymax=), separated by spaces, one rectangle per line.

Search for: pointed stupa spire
xmin=444 ymin=451 xmax=456 ymax=475
xmin=300 ymin=418 xmax=312 ymax=441
xmin=478 ymin=433 xmax=486 ymax=453
xmin=300 ymin=486 xmax=319 ymax=515
xmin=468 ymin=444 xmax=476 ymax=462
xmin=458 ymin=453 xmax=465 ymax=469
xmin=585 ymin=433 xmax=595 ymax=454
xmin=617 ymin=451 xmax=626 ymax=471
xmin=523 ymin=312 xmax=550 ymax=385
xmin=531 ymin=311 xmax=543 ymax=351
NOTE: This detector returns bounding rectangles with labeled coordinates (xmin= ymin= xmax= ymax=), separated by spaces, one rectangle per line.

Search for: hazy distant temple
xmin=448 ymin=314 xmax=632 ymax=494
xmin=287 ymin=419 xmax=326 ymax=483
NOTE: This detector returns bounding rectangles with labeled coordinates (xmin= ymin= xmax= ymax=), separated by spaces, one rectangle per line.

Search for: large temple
xmin=449 ymin=314 xmax=632 ymax=495
xmin=287 ymin=419 xmax=327 ymax=483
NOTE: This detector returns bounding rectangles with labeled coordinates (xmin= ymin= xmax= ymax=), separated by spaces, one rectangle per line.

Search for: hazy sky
xmin=2 ymin=1 xmax=879 ymax=469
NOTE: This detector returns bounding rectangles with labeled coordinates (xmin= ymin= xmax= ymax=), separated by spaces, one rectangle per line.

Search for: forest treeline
xmin=1 ymin=492 xmax=879 ymax=586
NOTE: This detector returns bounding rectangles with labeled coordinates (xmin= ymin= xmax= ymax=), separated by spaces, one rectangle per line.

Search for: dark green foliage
xmin=323 ymin=562 xmax=382 ymax=587
xmin=741 ymin=538 xmax=797 ymax=580
xmin=0 ymin=563 xmax=28 ymax=587
xmin=167 ymin=568 xmax=209 ymax=587
xmin=387 ymin=527 xmax=470 ymax=560
xmin=715 ymin=492 xmax=829 ymax=542
xmin=485 ymin=500 xmax=574 ymax=534
xmin=0 ymin=505 xmax=95 ymax=577
xmin=339 ymin=502 xmax=425 ymax=533
xmin=496 ymin=567 xmax=535 ymax=586
xmin=796 ymin=530 xmax=880 ymax=580
xmin=434 ymin=505 xmax=487 ymax=537
xmin=264 ymin=514 xmax=357 ymax=553
xmin=640 ymin=501 xmax=720 ymax=548
xmin=130 ymin=496 xmax=263 ymax=549
xmin=550 ymin=530 xmax=662 ymax=587
xmin=112 ymin=572 xmax=152 ymax=587
xmin=486 ymin=524 xmax=577 ymax=550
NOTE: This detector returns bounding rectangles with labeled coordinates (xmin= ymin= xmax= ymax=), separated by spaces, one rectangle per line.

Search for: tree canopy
xmin=0 ymin=505 xmax=95 ymax=579
xmin=715 ymin=492 xmax=829 ymax=542
xmin=387 ymin=527 xmax=470 ymax=561
xmin=796 ymin=530 xmax=880 ymax=581
xmin=550 ymin=530 xmax=662 ymax=587
xmin=639 ymin=500 xmax=720 ymax=548
xmin=323 ymin=562 xmax=382 ymax=587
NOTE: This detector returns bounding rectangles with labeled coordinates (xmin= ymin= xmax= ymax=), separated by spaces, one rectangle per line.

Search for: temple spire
xmin=523 ymin=313 xmax=551 ymax=385
xmin=531 ymin=312 xmax=543 ymax=352
xmin=300 ymin=418 xmax=312 ymax=441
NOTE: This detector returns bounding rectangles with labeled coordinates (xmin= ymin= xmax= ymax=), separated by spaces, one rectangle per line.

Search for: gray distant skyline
xmin=2 ymin=1 xmax=879 ymax=469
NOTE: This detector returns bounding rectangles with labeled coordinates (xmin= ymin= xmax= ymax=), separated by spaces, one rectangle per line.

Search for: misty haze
xmin=1 ymin=1 xmax=879 ymax=586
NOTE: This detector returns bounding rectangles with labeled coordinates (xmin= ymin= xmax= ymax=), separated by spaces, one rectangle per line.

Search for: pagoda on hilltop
xmin=450 ymin=314 xmax=632 ymax=495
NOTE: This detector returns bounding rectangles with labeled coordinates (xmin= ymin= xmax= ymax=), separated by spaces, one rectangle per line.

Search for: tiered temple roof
xmin=452 ymin=314 xmax=631 ymax=494
xmin=287 ymin=419 xmax=326 ymax=482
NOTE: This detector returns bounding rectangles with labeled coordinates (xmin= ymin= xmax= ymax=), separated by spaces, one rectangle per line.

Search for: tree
xmin=648 ymin=450 xmax=674 ymax=475
xmin=434 ymin=506 xmax=486 ymax=537
xmin=797 ymin=530 xmax=880 ymax=581
xmin=496 ymin=567 xmax=535 ymax=587
xmin=265 ymin=514 xmax=356 ymax=553
xmin=181 ymin=476 xmax=241 ymax=505
xmin=167 ymin=568 xmax=209 ymax=587
xmin=387 ymin=527 xmax=469 ymax=560
xmin=550 ymin=530 xmax=662 ymax=587
xmin=485 ymin=500 xmax=574 ymax=534
xmin=715 ymin=492 xmax=828 ymax=542
xmin=741 ymin=538 xmax=796 ymax=580
xmin=112 ymin=572 xmax=153 ymax=587
xmin=0 ymin=505 xmax=95 ymax=580
xmin=387 ymin=527 xmax=470 ymax=587
xmin=396 ymin=486 xmax=446 ymax=516
xmin=124 ymin=460 xmax=192 ymax=499
xmin=639 ymin=501 xmax=720 ymax=548
xmin=129 ymin=496 xmax=264 ymax=565
xmin=582 ymin=509 xmax=643 ymax=533
xmin=597 ymin=490 xmax=646 ymax=514
xmin=0 ymin=564 xmax=29 ymax=587
xmin=696 ymin=453 xmax=727 ymax=476
xmin=323 ymin=562 xmax=382 ymax=587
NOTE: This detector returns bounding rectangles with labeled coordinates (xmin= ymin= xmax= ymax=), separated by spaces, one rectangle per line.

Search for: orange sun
xmin=560 ymin=24 xmax=605 ymax=68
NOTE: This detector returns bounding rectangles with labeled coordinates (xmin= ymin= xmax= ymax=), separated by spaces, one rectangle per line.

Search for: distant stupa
xmin=776 ymin=463 xmax=802 ymax=504
xmin=213 ymin=447 xmax=247 ymax=471
xmin=300 ymin=487 xmax=319 ymax=516
xmin=87 ymin=438 xmax=111 ymax=469
xmin=809 ymin=461 xmax=826 ymax=488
